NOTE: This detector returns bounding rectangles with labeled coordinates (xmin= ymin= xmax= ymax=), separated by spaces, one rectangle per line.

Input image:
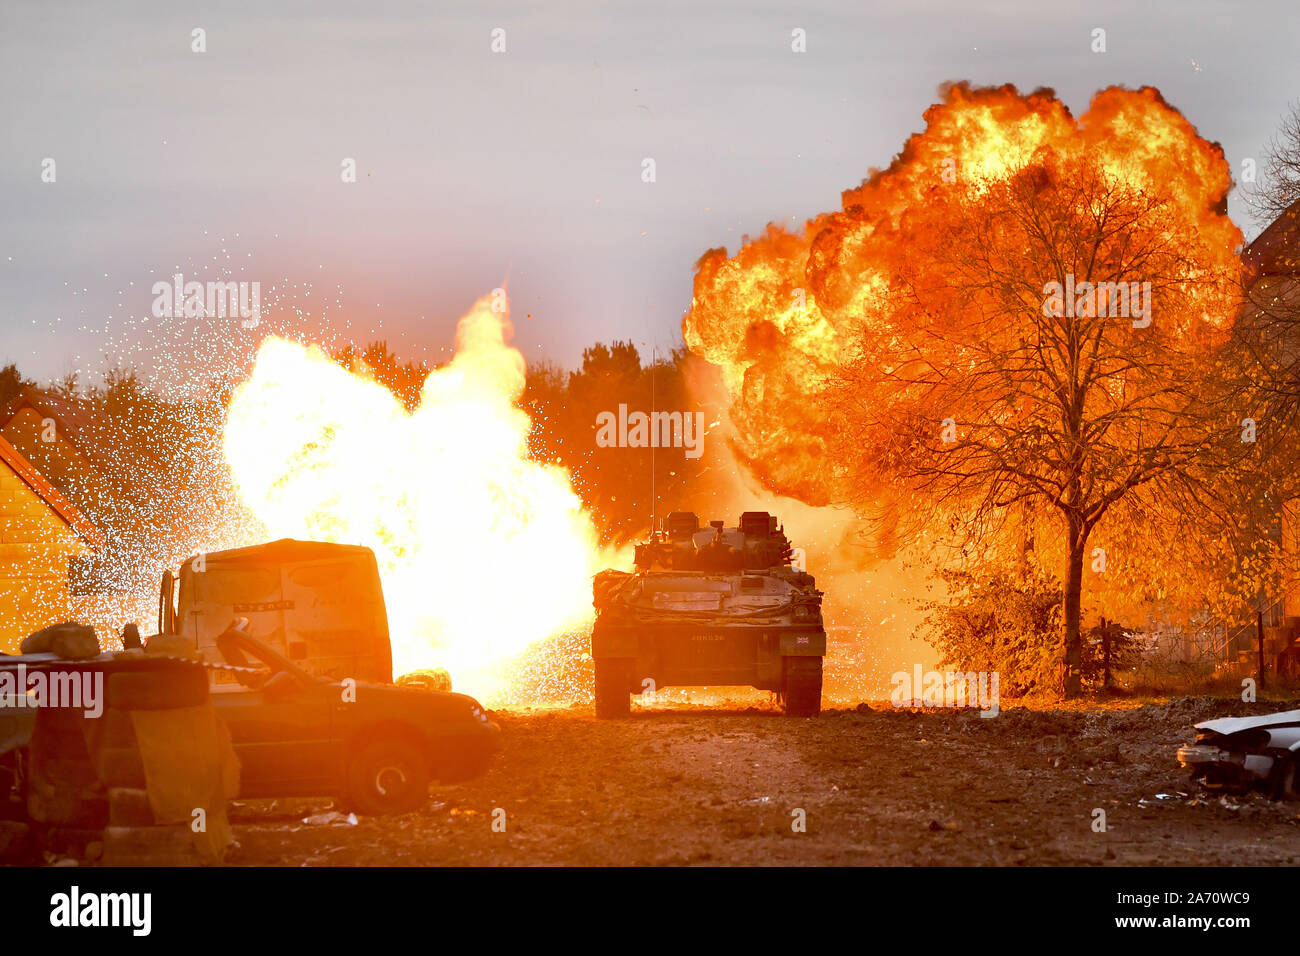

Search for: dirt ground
xmin=226 ymin=694 xmax=1300 ymax=866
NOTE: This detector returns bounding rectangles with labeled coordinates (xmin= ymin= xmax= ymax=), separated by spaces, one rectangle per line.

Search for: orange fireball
xmin=684 ymin=83 xmax=1242 ymax=506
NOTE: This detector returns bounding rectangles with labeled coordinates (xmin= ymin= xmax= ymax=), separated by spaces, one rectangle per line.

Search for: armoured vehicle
xmin=591 ymin=511 xmax=826 ymax=717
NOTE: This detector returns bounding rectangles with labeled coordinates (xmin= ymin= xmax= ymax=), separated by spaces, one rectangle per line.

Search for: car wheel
xmin=345 ymin=739 xmax=430 ymax=816
xmin=783 ymin=657 xmax=823 ymax=717
xmin=593 ymin=659 xmax=631 ymax=719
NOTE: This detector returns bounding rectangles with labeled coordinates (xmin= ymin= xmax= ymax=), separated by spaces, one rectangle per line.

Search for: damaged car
xmin=211 ymin=622 xmax=502 ymax=814
xmin=1177 ymin=709 xmax=1300 ymax=799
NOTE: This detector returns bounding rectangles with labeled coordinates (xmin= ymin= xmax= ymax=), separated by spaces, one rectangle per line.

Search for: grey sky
xmin=1 ymin=0 xmax=1296 ymax=385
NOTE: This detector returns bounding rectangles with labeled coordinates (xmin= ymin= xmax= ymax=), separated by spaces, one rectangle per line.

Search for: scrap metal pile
xmin=1 ymin=622 xmax=249 ymax=865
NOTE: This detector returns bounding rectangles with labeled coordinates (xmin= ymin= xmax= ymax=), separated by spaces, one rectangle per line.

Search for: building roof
xmin=0 ymin=432 xmax=106 ymax=549
xmin=1244 ymin=197 xmax=1300 ymax=281
xmin=0 ymin=387 xmax=107 ymax=458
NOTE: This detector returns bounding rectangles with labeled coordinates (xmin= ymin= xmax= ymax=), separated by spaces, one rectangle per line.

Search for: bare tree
xmin=835 ymin=157 xmax=1245 ymax=696
xmin=1246 ymin=100 xmax=1300 ymax=228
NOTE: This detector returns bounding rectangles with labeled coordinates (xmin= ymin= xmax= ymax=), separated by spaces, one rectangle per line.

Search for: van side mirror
xmin=158 ymin=569 xmax=177 ymax=635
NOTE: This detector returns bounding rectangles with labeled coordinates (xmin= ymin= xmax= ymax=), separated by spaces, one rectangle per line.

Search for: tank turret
xmin=633 ymin=511 xmax=795 ymax=572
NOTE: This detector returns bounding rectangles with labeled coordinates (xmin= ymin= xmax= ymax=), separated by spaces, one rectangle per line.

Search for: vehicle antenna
xmin=650 ymin=345 xmax=656 ymax=537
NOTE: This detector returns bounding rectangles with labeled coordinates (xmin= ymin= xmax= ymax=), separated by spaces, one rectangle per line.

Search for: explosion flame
xmin=684 ymin=83 xmax=1243 ymax=506
xmin=223 ymin=292 xmax=607 ymax=703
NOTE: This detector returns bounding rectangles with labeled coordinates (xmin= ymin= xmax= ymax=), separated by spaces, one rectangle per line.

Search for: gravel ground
xmin=224 ymin=694 xmax=1300 ymax=866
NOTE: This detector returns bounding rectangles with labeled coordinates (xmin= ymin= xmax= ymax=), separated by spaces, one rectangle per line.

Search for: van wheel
xmin=783 ymin=658 xmax=823 ymax=717
xmin=346 ymin=740 xmax=430 ymax=815
xmin=594 ymin=659 xmax=631 ymax=718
